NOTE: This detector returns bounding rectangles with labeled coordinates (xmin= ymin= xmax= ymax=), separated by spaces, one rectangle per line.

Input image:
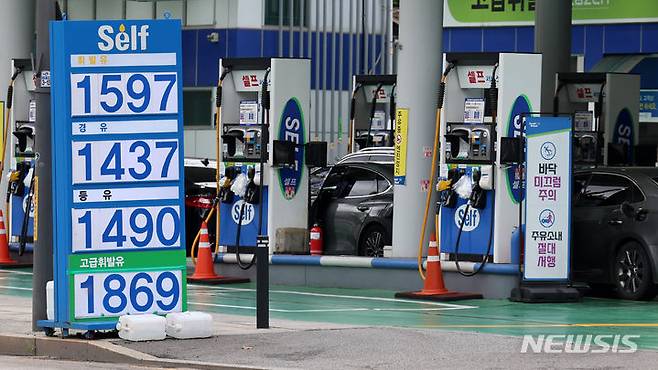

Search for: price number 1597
xmin=71 ymin=72 xmax=177 ymax=116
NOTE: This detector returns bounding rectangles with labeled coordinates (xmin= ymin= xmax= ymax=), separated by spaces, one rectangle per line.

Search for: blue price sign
xmin=74 ymin=270 xmax=182 ymax=318
xmin=49 ymin=20 xmax=186 ymax=328
xmin=640 ymin=90 xmax=658 ymax=123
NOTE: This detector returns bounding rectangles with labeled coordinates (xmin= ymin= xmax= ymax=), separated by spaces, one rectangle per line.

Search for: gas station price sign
xmin=523 ymin=116 xmax=572 ymax=281
xmin=49 ymin=20 xmax=186 ymax=329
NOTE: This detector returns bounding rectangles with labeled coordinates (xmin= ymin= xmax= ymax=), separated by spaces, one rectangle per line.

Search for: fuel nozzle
xmin=218 ymin=166 xmax=238 ymax=203
xmin=471 ymin=167 xmax=482 ymax=184
xmin=469 ymin=167 xmax=487 ymax=210
xmin=244 ymin=167 xmax=260 ymax=204
xmin=442 ymin=168 xmax=463 ymax=208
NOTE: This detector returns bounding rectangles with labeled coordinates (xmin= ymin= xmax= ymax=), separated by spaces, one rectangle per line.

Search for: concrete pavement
xmin=2 ymin=266 xmax=658 ymax=369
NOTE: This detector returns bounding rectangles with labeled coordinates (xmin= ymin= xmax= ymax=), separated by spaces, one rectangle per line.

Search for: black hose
xmin=437 ymin=63 xmax=455 ymax=110
xmin=437 ymin=82 xmax=446 ymax=110
xmin=6 ymin=85 xmax=13 ymax=110
xmin=234 ymin=201 xmax=256 ymax=270
xmin=216 ymin=68 xmax=231 ymax=109
xmin=350 ymin=86 xmax=360 ymax=120
xmin=454 ymin=189 xmax=495 ymax=277
xmin=7 ymin=68 xmax=22 ymax=110
xmin=365 ymin=83 xmax=384 ymax=148
xmin=389 ymin=83 xmax=396 ymax=146
xmin=348 ymin=84 xmax=362 ymax=153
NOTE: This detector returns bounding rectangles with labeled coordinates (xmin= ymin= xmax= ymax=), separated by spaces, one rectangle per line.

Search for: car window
xmin=345 ymin=168 xmax=387 ymax=197
xmin=322 ymin=166 xmax=346 ymax=190
xmin=572 ymin=173 xmax=590 ymax=206
xmin=377 ymin=176 xmax=391 ymax=193
xmin=185 ymin=166 xmax=216 ymax=187
xmin=579 ymin=174 xmax=644 ymax=207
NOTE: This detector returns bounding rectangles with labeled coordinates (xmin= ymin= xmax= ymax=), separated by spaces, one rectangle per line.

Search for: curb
xmin=214 ymin=253 xmax=520 ymax=275
xmin=0 ymin=333 xmax=264 ymax=370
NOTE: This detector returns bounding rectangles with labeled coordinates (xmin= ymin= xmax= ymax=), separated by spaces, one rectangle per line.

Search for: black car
xmin=572 ymin=167 xmax=658 ymax=300
xmin=184 ymin=158 xmax=218 ymax=256
xmin=311 ymin=148 xmax=394 ymax=257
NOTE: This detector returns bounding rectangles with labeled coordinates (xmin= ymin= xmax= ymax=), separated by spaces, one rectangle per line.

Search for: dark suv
xmin=573 ymin=167 xmax=658 ymax=300
xmin=311 ymin=148 xmax=394 ymax=257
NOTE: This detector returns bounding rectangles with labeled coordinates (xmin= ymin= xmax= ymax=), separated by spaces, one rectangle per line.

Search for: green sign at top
xmin=445 ymin=0 xmax=658 ymax=27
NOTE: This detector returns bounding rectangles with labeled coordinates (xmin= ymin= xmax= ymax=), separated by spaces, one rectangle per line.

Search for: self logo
xmin=278 ymin=98 xmax=305 ymax=200
xmin=98 ymin=24 xmax=150 ymax=51
xmin=506 ymin=95 xmax=532 ymax=203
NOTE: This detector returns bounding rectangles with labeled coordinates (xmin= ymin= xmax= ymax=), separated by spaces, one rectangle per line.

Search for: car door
xmin=313 ymin=165 xmax=349 ymax=254
xmin=571 ymin=172 xmax=592 ymax=276
xmin=572 ymin=173 xmax=644 ymax=282
xmin=319 ymin=166 xmax=383 ymax=255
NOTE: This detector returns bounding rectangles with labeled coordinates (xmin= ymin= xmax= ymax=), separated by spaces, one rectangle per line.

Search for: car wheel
xmin=613 ymin=242 xmax=656 ymax=300
xmin=359 ymin=225 xmax=387 ymax=258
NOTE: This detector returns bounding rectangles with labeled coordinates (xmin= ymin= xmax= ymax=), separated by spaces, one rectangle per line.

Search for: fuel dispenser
xmin=436 ymin=53 xmax=542 ymax=269
xmin=217 ymin=58 xmax=317 ymax=256
xmin=4 ymin=59 xmax=36 ymax=256
xmin=348 ymin=74 xmax=396 ymax=152
xmin=554 ymin=73 xmax=640 ymax=166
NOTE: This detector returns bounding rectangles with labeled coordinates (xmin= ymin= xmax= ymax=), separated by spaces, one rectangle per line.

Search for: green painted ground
xmin=3 ymin=267 xmax=658 ymax=350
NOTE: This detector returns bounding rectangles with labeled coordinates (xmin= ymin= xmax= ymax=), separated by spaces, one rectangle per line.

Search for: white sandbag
xmin=116 ymin=314 xmax=166 ymax=341
xmin=46 ymin=281 xmax=54 ymax=320
xmin=165 ymin=311 xmax=213 ymax=339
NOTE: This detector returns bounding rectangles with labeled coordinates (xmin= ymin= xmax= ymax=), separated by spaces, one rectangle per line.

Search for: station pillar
xmin=391 ymin=0 xmax=443 ymax=257
xmin=535 ymin=0 xmax=572 ymax=112
xmin=32 ymin=0 xmax=53 ymax=331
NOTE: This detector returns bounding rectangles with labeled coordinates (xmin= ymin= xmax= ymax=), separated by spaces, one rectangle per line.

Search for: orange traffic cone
xmin=187 ymin=221 xmax=249 ymax=285
xmin=0 ymin=210 xmax=30 ymax=267
xmin=395 ymin=233 xmax=482 ymax=301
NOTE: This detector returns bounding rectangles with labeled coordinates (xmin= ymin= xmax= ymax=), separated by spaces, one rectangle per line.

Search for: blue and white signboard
xmin=640 ymin=90 xmax=658 ymax=123
xmin=43 ymin=20 xmax=186 ymax=331
xmin=523 ymin=117 xmax=572 ymax=281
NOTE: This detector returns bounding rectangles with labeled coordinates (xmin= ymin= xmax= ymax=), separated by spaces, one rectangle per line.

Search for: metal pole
xmin=386 ymin=0 xmax=393 ymax=74
xmin=288 ymin=0 xmax=294 ymax=58
xmin=315 ymin=0 xmax=320 ymax=139
xmin=322 ymin=0 xmax=327 ymax=141
xmin=363 ymin=0 xmax=368 ymax=74
xmin=370 ymin=0 xmax=376 ymax=73
xmin=256 ymin=235 xmax=269 ymax=328
xmin=535 ymin=0 xmax=572 ymax=111
xmin=278 ymin=0 xmax=284 ymax=57
xmin=260 ymin=0 xmax=265 ymax=57
xmin=380 ymin=0 xmax=387 ymax=74
xmin=32 ymin=0 xmax=55 ymax=331
xmin=356 ymin=0 xmax=361 ymax=75
xmin=338 ymin=0 xmax=344 ymax=153
xmin=300 ymin=0 xmax=305 ymax=57
xmin=330 ymin=0 xmax=336 ymax=145
xmin=391 ymin=0 xmax=444 ymax=257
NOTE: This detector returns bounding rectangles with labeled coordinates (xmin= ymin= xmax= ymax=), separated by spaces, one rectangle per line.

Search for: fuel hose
xmin=416 ymin=63 xmax=454 ymax=280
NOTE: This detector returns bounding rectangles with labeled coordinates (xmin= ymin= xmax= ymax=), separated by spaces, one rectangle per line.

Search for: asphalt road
xmin=122 ymin=327 xmax=658 ymax=370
